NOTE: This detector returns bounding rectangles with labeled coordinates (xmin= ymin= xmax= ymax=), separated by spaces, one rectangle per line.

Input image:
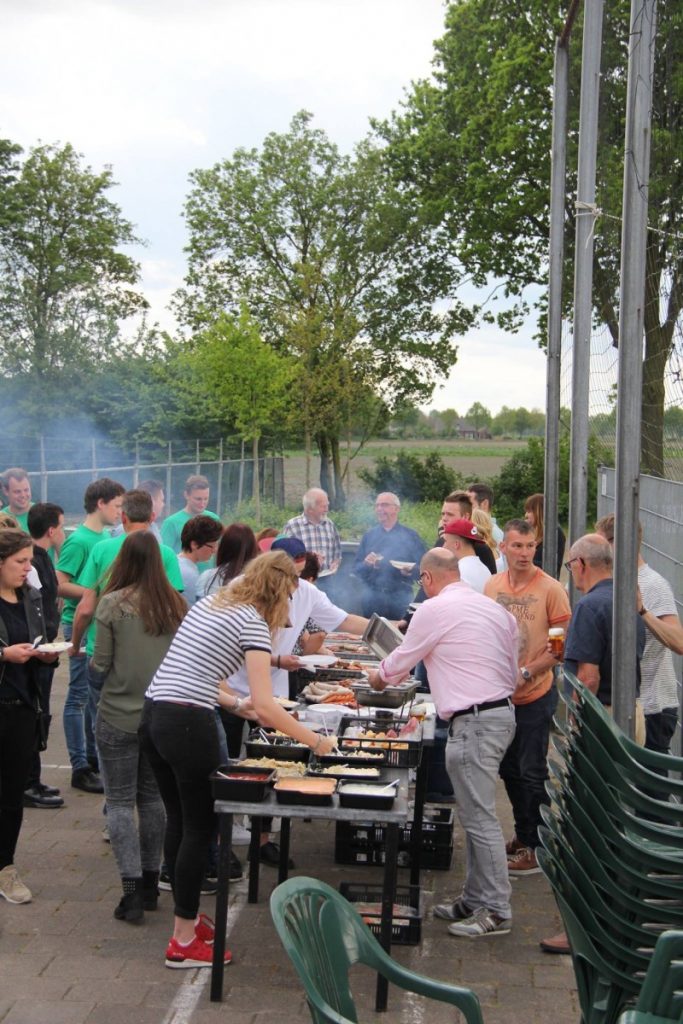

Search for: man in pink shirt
xmin=368 ymin=547 xmax=518 ymax=939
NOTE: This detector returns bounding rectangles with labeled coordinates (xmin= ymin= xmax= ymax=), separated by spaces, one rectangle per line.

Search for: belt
xmin=449 ymin=697 xmax=512 ymax=721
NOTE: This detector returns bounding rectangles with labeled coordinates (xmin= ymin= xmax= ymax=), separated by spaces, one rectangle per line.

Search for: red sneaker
xmin=195 ymin=913 xmax=215 ymax=944
xmin=165 ymin=935 xmax=232 ymax=969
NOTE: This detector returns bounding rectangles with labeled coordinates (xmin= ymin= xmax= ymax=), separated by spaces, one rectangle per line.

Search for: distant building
xmin=456 ymin=421 xmax=492 ymax=440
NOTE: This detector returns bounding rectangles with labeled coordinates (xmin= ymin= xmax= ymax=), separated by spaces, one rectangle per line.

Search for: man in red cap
xmin=442 ymin=519 xmax=492 ymax=593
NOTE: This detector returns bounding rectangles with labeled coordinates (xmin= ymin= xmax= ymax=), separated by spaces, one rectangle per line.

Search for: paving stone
xmin=2 ymin=1002 xmax=94 ymax=1024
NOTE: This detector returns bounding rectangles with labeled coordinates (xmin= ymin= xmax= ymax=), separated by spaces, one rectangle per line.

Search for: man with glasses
xmin=353 ymin=492 xmax=426 ymax=618
xmin=368 ymin=548 xmax=518 ymax=938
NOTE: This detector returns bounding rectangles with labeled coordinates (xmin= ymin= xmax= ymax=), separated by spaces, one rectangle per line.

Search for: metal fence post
xmin=217 ymin=438 xmax=224 ymax=516
xmin=39 ymin=435 xmax=48 ymax=501
xmin=569 ymin=0 xmax=604 ymax=597
xmin=544 ymin=36 xmax=569 ymax=578
xmin=612 ymin=0 xmax=658 ymax=736
xmin=91 ymin=438 xmax=97 ymax=482
xmin=166 ymin=442 xmax=172 ymax=510
xmin=133 ymin=441 xmax=140 ymax=487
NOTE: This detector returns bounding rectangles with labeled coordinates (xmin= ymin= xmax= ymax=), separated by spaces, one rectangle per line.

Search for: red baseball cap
xmin=443 ymin=518 xmax=480 ymax=543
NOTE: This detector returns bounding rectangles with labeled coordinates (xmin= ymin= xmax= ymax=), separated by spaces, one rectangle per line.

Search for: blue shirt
xmin=564 ymin=578 xmax=645 ymax=705
xmin=353 ymin=522 xmax=426 ymax=594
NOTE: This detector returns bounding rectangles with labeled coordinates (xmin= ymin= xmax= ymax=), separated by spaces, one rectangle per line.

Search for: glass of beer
xmin=549 ymin=627 xmax=565 ymax=659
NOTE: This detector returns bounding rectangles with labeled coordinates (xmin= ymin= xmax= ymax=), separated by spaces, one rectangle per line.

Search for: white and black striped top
xmin=146 ymin=598 xmax=271 ymax=709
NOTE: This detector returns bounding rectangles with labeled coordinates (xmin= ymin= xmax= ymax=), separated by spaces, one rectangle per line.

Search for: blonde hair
xmin=471 ymin=508 xmax=499 ymax=557
xmin=210 ymin=550 xmax=298 ymax=632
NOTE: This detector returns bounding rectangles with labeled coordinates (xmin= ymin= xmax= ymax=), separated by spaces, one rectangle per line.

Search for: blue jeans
xmin=499 ymin=686 xmax=558 ymax=850
xmin=87 ymin=660 xmax=107 ymax=759
xmin=62 ymin=625 xmax=97 ymax=771
xmin=96 ymin=715 xmax=165 ymax=878
xmin=446 ymin=706 xmax=515 ymax=918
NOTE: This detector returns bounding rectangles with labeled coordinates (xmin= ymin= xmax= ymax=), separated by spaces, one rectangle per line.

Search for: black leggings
xmin=139 ymin=700 xmax=219 ymax=920
xmin=0 ymin=702 xmax=36 ymax=870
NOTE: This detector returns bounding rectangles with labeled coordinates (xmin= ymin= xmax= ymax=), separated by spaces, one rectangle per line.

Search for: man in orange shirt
xmin=484 ymin=518 xmax=571 ymax=875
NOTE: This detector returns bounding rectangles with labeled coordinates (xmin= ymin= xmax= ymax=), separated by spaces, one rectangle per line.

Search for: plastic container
xmin=273 ymin=776 xmax=336 ymax=806
xmin=338 ymin=715 xmax=423 ymax=768
xmin=210 ymin=765 xmax=275 ymax=802
xmin=337 ymin=781 xmax=397 ymax=810
xmin=245 ymin=734 xmax=311 ymax=763
xmin=335 ymin=808 xmax=454 ymax=870
xmin=339 ymin=881 xmax=422 ymax=944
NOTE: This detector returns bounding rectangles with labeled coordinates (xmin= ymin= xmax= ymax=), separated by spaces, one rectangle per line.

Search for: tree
xmin=379 ymin=0 xmax=683 ymax=476
xmin=174 ymin=111 xmax=476 ymax=506
xmin=465 ymin=402 xmax=492 ymax=430
xmin=175 ymin=312 xmax=296 ymax=519
xmin=0 ymin=141 xmax=146 ymax=417
xmin=358 ymin=451 xmax=462 ymax=503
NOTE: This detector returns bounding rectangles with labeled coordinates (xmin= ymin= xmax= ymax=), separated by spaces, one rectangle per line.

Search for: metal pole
xmin=217 ymin=438 xmax=224 ymax=516
xmin=568 ymin=0 xmax=604 ymax=600
xmin=612 ymin=0 xmax=657 ymax=736
xmin=543 ymin=38 xmax=569 ymax=579
xmin=91 ymin=438 xmax=97 ymax=482
xmin=133 ymin=441 xmax=140 ymax=487
xmin=39 ymin=435 xmax=47 ymax=501
xmin=237 ymin=440 xmax=245 ymax=506
xmin=195 ymin=439 xmax=200 ymax=476
xmin=166 ymin=443 xmax=172 ymax=512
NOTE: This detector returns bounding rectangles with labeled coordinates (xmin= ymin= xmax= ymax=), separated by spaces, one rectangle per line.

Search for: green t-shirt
xmin=160 ymin=508 xmax=221 ymax=573
xmin=78 ymin=532 xmax=184 ymax=655
xmin=1 ymin=505 xmax=30 ymax=532
xmin=57 ymin=524 xmax=111 ymax=626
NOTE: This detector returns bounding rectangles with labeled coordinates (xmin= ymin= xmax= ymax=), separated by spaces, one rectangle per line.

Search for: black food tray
xmin=314 ymin=748 xmax=388 ymax=768
xmin=301 ymin=667 xmax=369 ymax=682
xmin=210 ymin=765 xmax=275 ymax=801
xmin=306 ymin=764 xmax=388 ymax=783
xmin=337 ymin=782 xmax=396 ymax=810
xmin=274 ymin=784 xmax=336 ymax=806
xmin=245 ymin=737 xmax=310 ymax=763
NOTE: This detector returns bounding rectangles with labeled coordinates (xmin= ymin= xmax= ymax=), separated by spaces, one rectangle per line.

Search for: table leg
xmin=278 ymin=819 xmax=291 ymax=884
xmin=210 ymin=813 xmax=233 ymax=1002
xmin=410 ymin=745 xmax=430 ymax=888
xmin=247 ymin=815 xmax=261 ymax=904
xmin=375 ymin=821 xmax=399 ymax=1012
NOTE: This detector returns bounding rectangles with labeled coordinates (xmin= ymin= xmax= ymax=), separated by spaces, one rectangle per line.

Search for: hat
xmin=271 ymin=536 xmax=307 ymax=560
xmin=444 ymin=518 xmax=480 ymax=544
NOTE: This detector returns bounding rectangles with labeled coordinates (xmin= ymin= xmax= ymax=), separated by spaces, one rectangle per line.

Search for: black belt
xmin=450 ymin=697 xmax=512 ymax=721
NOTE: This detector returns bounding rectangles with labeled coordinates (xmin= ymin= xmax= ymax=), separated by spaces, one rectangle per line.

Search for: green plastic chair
xmin=270 ymin=876 xmax=484 ymax=1024
xmin=617 ymin=931 xmax=683 ymax=1024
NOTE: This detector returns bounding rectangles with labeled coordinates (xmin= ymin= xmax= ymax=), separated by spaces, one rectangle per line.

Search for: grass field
xmin=282 ymin=437 xmax=526 ymax=506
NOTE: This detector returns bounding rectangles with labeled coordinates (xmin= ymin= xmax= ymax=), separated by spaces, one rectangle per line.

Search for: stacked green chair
xmin=617 ymin=931 xmax=683 ymax=1024
xmin=270 ymin=876 xmax=484 ymax=1024
xmin=538 ymin=673 xmax=683 ymax=1024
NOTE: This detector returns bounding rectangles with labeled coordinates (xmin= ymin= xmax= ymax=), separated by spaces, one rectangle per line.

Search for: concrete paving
xmin=0 ymin=661 xmax=578 ymax=1024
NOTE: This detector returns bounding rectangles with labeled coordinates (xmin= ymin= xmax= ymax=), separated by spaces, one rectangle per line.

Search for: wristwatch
xmin=520 ymin=667 xmax=532 ymax=681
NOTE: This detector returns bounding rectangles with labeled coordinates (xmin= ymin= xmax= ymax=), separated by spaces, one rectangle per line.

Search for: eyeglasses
xmin=564 ymin=557 xmax=583 ymax=573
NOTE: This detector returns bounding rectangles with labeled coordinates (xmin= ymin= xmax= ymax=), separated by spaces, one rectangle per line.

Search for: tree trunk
xmin=252 ymin=435 xmax=261 ymax=521
xmin=304 ymin=426 xmax=311 ymax=490
xmin=640 ymin=234 xmax=679 ymax=477
xmin=317 ymin=432 xmax=334 ymax=501
xmin=330 ymin=436 xmax=346 ymax=510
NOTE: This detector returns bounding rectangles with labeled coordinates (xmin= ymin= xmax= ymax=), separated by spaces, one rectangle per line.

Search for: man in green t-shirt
xmin=161 ymin=473 xmax=221 ymax=573
xmin=71 ymin=489 xmax=184 ymax=657
xmin=57 ymin=478 xmax=126 ymax=793
xmin=1 ymin=466 xmax=33 ymax=531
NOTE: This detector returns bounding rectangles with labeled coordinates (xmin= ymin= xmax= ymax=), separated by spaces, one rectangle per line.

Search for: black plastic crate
xmin=338 ymin=715 xmax=422 ymax=768
xmin=335 ymin=809 xmax=454 ymax=870
xmin=338 ymin=882 xmax=422 ymax=945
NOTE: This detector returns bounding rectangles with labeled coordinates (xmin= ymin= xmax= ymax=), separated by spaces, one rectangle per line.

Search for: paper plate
xmin=36 ymin=641 xmax=71 ymax=654
xmin=389 ymin=560 xmax=415 ymax=570
xmin=298 ymin=654 xmax=338 ymax=668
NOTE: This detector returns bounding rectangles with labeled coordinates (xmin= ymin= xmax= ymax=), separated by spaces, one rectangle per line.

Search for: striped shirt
xmin=146 ymin=599 xmax=271 ymax=709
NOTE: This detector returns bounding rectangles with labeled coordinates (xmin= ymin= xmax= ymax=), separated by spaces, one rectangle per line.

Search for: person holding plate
xmin=353 ymin=493 xmax=426 ymax=619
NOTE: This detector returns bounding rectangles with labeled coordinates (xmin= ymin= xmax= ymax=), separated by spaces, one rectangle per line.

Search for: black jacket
xmin=30 ymin=546 xmax=59 ymax=641
xmin=0 ymin=584 xmax=46 ymax=705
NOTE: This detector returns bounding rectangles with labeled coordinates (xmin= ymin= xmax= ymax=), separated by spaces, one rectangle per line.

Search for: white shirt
xmin=457 ymin=555 xmax=492 ymax=594
xmin=228 ymin=578 xmax=347 ymax=697
xmin=638 ymin=563 xmax=679 ymax=714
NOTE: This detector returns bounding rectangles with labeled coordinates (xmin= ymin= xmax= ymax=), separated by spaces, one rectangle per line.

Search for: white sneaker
xmin=231 ymin=823 xmax=252 ymax=845
xmin=0 ymin=865 xmax=32 ymax=904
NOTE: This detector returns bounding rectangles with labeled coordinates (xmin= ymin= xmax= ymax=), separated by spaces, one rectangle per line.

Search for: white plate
xmin=317 ymin=568 xmax=335 ymax=578
xmin=389 ymin=560 xmax=415 ymax=571
xmin=298 ymin=655 xmax=338 ymax=668
xmin=36 ymin=641 xmax=71 ymax=654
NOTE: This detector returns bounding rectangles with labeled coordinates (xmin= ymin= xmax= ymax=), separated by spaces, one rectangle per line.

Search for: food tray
xmin=302 ymin=667 xmax=369 ymax=682
xmin=306 ymin=764 xmax=387 ymax=782
xmin=362 ymin=614 xmax=405 ymax=660
xmin=245 ymin=735 xmax=311 ymax=763
xmin=314 ymin=748 xmax=388 ymax=768
xmin=339 ymin=882 xmax=422 ymax=945
xmin=338 ymin=715 xmax=423 ymax=768
xmin=351 ymin=682 xmax=418 ymax=709
xmin=338 ymin=781 xmax=397 ymax=810
xmin=274 ymin=777 xmax=336 ymax=806
xmin=210 ymin=765 xmax=275 ymax=802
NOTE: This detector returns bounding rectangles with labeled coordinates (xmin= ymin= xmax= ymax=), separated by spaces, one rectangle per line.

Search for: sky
xmin=2 ymin=0 xmax=548 ymax=416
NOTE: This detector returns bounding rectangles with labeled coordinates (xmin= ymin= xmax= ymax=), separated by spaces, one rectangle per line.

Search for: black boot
xmin=142 ymin=870 xmax=159 ymax=911
xmin=114 ymin=877 xmax=144 ymax=924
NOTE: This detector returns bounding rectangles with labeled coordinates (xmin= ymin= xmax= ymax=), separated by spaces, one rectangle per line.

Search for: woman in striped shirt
xmin=140 ymin=550 xmax=336 ymax=970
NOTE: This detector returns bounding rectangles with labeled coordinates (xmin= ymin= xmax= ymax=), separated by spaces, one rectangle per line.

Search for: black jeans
xmin=645 ymin=708 xmax=678 ymax=758
xmin=0 ymin=702 xmax=37 ymax=869
xmin=139 ymin=700 xmax=219 ymax=920
xmin=499 ymin=686 xmax=558 ymax=850
xmin=26 ymin=663 xmax=56 ymax=790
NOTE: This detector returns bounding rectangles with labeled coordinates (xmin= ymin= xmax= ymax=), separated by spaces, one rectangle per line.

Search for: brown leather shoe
xmin=540 ymin=931 xmax=571 ymax=954
xmin=505 ymin=835 xmax=526 ymax=856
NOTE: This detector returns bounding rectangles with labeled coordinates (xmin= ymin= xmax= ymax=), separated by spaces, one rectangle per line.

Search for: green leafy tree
xmin=465 ymin=402 xmax=492 ymax=430
xmin=358 ymin=451 xmax=462 ymax=503
xmin=379 ymin=0 xmax=683 ymax=476
xmin=175 ymin=111 xmax=475 ymax=507
xmin=0 ymin=140 xmax=146 ymax=418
